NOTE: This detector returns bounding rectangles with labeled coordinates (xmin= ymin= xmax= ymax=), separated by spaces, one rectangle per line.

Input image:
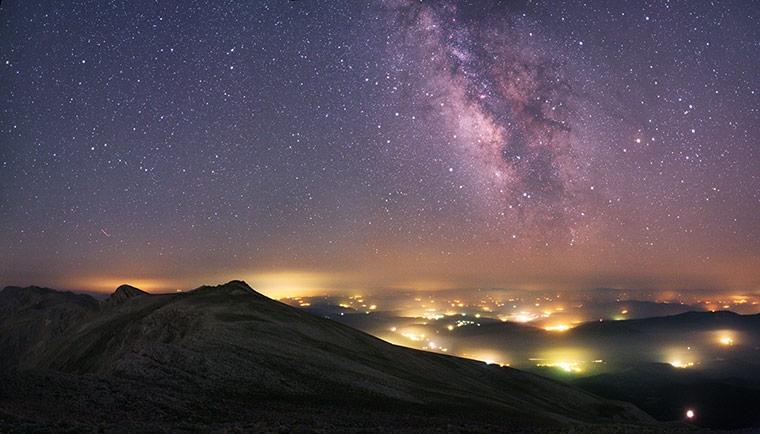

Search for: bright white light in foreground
xmin=720 ymin=337 xmax=733 ymax=345
xmin=686 ymin=409 xmax=694 ymax=419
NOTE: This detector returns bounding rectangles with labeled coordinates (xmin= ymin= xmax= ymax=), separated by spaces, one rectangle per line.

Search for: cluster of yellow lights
xmin=423 ymin=341 xmax=448 ymax=352
xmin=720 ymin=337 xmax=734 ymax=345
xmin=282 ymin=296 xmax=312 ymax=308
xmin=514 ymin=313 xmax=536 ymax=322
xmin=670 ymin=361 xmax=694 ymax=368
xmin=536 ymin=362 xmax=582 ymax=372
xmin=545 ymin=325 xmax=570 ymax=332
xmin=400 ymin=332 xmax=424 ymax=342
xmin=455 ymin=319 xmax=477 ymax=327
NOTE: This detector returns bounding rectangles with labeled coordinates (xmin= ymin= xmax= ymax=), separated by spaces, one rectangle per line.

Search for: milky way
xmin=385 ymin=1 xmax=596 ymax=243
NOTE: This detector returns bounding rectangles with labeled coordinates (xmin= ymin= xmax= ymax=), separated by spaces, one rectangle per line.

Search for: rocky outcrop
xmin=0 ymin=286 xmax=99 ymax=370
xmin=103 ymin=284 xmax=149 ymax=306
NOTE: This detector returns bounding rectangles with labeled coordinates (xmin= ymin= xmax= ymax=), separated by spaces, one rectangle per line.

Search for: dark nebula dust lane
xmin=385 ymin=1 xmax=596 ymax=240
xmin=1 ymin=1 xmax=759 ymax=293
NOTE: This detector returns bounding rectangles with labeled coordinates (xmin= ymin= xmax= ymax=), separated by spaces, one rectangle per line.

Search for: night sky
xmin=2 ymin=1 xmax=759 ymax=296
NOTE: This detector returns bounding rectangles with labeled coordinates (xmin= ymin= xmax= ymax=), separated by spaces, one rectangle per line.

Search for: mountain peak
xmin=0 ymin=285 xmax=98 ymax=310
xmin=1 ymin=285 xmax=57 ymax=299
xmin=192 ymin=280 xmax=260 ymax=296
xmin=105 ymin=284 xmax=149 ymax=306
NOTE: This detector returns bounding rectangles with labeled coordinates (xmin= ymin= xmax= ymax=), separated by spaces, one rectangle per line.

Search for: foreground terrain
xmin=0 ymin=281 xmax=700 ymax=432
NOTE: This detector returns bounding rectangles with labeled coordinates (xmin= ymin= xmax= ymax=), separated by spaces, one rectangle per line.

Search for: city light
xmin=277 ymin=289 xmax=758 ymax=378
xmin=535 ymin=361 xmax=582 ymax=373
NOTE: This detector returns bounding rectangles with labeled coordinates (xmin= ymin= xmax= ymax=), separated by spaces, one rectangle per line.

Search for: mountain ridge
xmin=103 ymin=283 xmax=150 ymax=306
xmin=0 ymin=281 xmax=669 ymax=432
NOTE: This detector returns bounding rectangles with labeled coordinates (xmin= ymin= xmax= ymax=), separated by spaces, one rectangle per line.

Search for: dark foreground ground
xmin=1 ymin=283 xmax=749 ymax=433
xmin=0 ymin=371 xmax=714 ymax=434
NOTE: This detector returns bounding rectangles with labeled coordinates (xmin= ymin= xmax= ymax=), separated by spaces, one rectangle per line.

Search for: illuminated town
xmin=279 ymin=289 xmax=760 ymax=374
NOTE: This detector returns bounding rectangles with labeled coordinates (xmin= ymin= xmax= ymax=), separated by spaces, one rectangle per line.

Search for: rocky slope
xmin=0 ymin=281 xmax=674 ymax=432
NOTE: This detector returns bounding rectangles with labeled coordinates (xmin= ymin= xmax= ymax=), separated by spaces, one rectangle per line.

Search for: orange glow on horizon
xmin=245 ymin=271 xmax=345 ymax=298
xmin=62 ymin=276 xmax=182 ymax=295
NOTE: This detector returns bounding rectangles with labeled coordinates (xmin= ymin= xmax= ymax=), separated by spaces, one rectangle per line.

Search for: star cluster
xmin=1 ymin=1 xmax=758 ymax=295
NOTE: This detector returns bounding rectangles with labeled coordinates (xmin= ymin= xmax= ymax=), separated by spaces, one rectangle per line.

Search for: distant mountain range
xmin=0 ymin=281 xmax=674 ymax=433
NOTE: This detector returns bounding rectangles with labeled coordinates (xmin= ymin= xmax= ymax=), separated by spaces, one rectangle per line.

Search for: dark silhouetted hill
xmin=0 ymin=286 xmax=99 ymax=370
xmin=0 ymin=281 xmax=683 ymax=433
